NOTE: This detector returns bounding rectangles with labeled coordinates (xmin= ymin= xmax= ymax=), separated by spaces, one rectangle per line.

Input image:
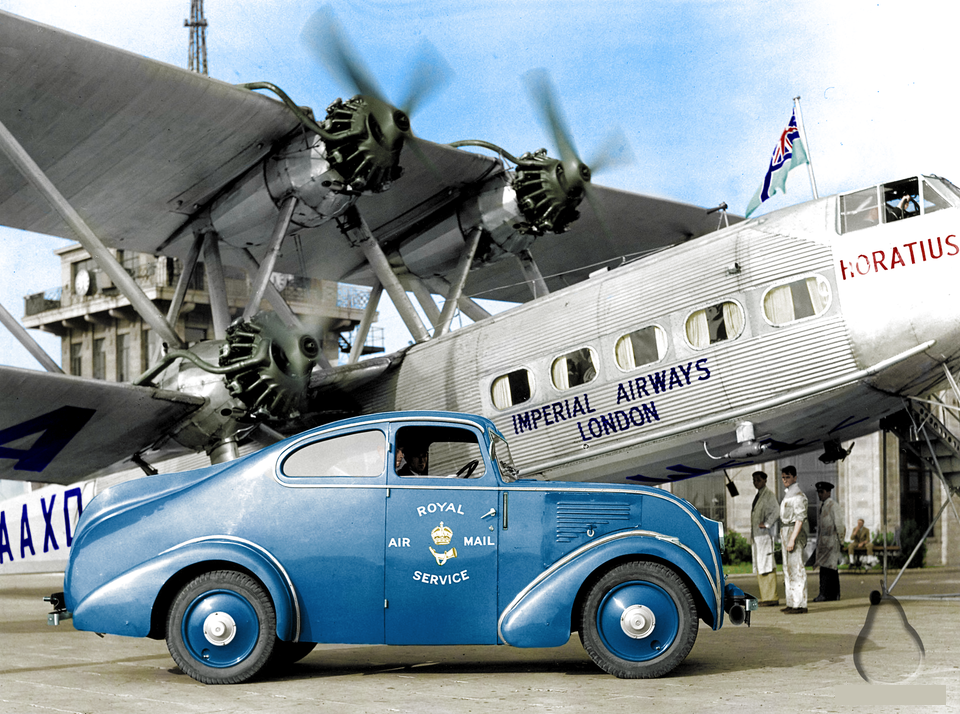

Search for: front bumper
xmin=723 ymin=583 xmax=758 ymax=626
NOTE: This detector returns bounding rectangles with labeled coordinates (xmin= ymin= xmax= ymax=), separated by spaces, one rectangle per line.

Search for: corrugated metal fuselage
xmin=355 ymin=188 xmax=960 ymax=483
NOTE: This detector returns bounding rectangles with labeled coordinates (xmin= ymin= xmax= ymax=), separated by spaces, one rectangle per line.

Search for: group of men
xmin=749 ymin=467 xmax=851 ymax=614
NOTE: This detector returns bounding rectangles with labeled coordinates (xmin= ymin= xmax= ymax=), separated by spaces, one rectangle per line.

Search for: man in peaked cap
xmin=813 ymin=481 xmax=845 ymax=602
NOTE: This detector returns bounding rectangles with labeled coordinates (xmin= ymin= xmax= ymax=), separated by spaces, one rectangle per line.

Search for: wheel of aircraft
xmin=579 ymin=561 xmax=699 ymax=678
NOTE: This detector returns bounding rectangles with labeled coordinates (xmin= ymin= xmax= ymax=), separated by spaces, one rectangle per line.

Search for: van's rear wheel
xmin=580 ymin=561 xmax=698 ymax=678
xmin=166 ymin=570 xmax=276 ymax=684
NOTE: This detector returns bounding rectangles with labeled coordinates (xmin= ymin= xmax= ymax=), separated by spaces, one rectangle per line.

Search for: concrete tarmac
xmin=1 ymin=569 xmax=958 ymax=713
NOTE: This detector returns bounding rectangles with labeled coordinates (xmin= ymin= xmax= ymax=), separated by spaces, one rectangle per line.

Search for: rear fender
xmin=498 ymin=530 xmax=722 ymax=648
xmin=71 ymin=536 xmax=299 ymax=641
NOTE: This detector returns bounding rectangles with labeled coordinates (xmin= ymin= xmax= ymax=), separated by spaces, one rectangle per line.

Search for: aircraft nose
xmin=835 ymin=213 xmax=960 ymax=395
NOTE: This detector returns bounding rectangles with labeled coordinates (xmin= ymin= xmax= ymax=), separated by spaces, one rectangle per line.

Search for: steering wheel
xmin=455 ymin=459 xmax=479 ymax=479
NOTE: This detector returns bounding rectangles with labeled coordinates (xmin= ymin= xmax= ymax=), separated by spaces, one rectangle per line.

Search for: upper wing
xmin=0 ymin=10 xmax=300 ymax=249
xmin=0 ymin=366 xmax=203 ymax=485
xmin=461 ymin=184 xmax=740 ymax=303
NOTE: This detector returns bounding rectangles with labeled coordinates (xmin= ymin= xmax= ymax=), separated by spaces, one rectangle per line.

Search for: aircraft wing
xmin=0 ymin=10 xmax=301 ymax=249
xmin=461 ymin=184 xmax=741 ymax=303
xmin=0 ymin=366 xmax=204 ymax=485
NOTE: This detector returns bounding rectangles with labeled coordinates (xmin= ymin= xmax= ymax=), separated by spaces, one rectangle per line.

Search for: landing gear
xmin=579 ymin=561 xmax=698 ymax=678
xmin=166 ymin=570 xmax=277 ymax=684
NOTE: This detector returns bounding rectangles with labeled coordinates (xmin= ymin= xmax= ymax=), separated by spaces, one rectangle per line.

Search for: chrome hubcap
xmin=620 ymin=604 xmax=656 ymax=639
xmin=203 ymin=611 xmax=237 ymax=646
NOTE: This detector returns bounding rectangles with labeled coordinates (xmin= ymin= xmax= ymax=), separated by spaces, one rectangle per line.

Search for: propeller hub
xmin=320 ymin=96 xmax=408 ymax=193
xmin=219 ymin=312 xmax=319 ymax=421
xmin=512 ymin=149 xmax=586 ymax=235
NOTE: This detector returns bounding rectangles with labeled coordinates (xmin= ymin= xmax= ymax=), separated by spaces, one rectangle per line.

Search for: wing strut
xmin=243 ymin=196 xmax=299 ymax=322
xmin=237 ymin=249 xmax=303 ymax=330
xmin=166 ymin=232 xmax=204 ymax=331
xmin=436 ymin=227 xmax=483 ymax=337
xmin=202 ymin=234 xmax=231 ymax=340
xmin=406 ymin=276 xmax=442 ymax=330
xmin=425 ymin=276 xmax=492 ymax=323
xmin=338 ymin=206 xmax=430 ymax=343
xmin=0 ymin=301 xmax=63 ymax=373
xmin=517 ymin=249 xmax=550 ymax=298
xmin=0 ymin=118 xmax=186 ymax=351
xmin=347 ymin=279 xmax=383 ymax=365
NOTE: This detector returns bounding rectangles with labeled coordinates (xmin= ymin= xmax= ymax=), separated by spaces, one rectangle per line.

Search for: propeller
xmin=519 ymin=68 xmax=634 ymax=235
xmin=300 ymin=7 xmax=451 ymax=191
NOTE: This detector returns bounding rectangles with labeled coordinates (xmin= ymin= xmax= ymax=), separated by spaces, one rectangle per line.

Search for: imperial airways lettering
xmin=512 ymin=393 xmax=596 ymax=434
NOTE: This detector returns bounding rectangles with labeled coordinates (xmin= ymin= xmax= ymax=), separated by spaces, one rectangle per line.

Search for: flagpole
xmin=793 ymin=96 xmax=819 ymax=199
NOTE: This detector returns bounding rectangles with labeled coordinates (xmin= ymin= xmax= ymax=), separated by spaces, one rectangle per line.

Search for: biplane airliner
xmin=1 ymin=9 xmax=959 ymax=571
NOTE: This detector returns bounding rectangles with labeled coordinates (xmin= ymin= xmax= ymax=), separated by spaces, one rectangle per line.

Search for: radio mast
xmin=185 ymin=1 xmax=208 ymax=75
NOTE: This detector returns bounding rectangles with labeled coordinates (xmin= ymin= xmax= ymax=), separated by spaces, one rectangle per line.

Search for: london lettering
xmin=839 ymin=235 xmax=959 ymax=280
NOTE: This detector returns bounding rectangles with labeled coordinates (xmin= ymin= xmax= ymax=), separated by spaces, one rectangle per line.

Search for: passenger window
xmin=685 ymin=301 xmax=744 ymax=349
xmin=615 ymin=325 xmax=667 ymax=371
xmin=762 ymin=276 xmax=831 ymax=326
xmin=395 ymin=426 xmax=486 ymax=479
xmin=491 ymin=369 xmax=533 ymax=410
xmin=840 ymin=187 xmax=880 ymax=233
xmin=283 ymin=430 xmax=385 ymax=477
xmin=551 ymin=347 xmax=597 ymax=390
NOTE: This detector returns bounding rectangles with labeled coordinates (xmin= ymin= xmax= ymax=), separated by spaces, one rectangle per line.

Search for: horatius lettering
xmin=839 ymin=234 xmax=959 ymax=280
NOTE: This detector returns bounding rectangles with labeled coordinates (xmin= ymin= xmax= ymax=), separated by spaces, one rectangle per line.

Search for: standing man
xmin=779 ymin=465 xmax=809 ymax=614
xmin=750 ymin=471 xmax=780 ymax=606
xmin=813 ymin=481 xmax=845 ymax=602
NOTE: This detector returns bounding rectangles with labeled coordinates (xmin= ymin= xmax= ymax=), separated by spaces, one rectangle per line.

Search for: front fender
xmin=71 ymin=536 xmax=300 ymax=642
xmin=498 ymin=530 xmax=722 ymax=648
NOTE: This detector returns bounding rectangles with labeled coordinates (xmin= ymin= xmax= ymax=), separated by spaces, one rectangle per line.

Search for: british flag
xmin=746 ymin=109 xmax=809 ymax=217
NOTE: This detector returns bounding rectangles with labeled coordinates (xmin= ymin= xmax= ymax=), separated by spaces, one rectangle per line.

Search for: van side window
xmin=615 ymin=325 xmax=667 ymax=371
xmin=685 ymin=302 xmax=744 ymax=349
xmin=551 ymin=347 xmax=597 ymax=390
xmin=491 ymin=369 xmax=533 ymax=410
xmin=283 ymin=430 xmax=385 ymax=477
xmin=763 ymin=276 xmax=831 ymax=326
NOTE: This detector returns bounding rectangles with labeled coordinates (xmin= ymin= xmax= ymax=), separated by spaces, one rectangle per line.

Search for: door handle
xmin=481 ymin=508 xmax=497 ymax=519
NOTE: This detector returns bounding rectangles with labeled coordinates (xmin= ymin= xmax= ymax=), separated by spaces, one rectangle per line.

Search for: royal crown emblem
xmin=431 ymin=522 xmax=453 ymax=546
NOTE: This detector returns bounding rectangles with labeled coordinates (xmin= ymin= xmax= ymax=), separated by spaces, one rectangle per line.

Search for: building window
xmin=551 ymin=347 xmax=597 ymax=391
xmin=491 ymin=369 xmax=533 ymax=410
xmin=117 ymin=333 xmax=129 ymax=382
xmin=685 ymin=301 xmax=744 ymax=349
xmin=762 ymin=276 xmax=831 ymax=326
xmin=615 ymin=325 xmax=667 ymax=371
xmin=93 ymin=338 xmax=106 ymax=380
xmin=70 ymin=342 xmax=82 ymax=376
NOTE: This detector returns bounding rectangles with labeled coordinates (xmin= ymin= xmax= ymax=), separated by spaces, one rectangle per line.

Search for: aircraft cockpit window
xmin=839 ymin=177 xmax=952 ymax=234
xmin=685 ymin=301 xmax=744 ymax=349
xmin=882 ymin=177 xmax=920 ymax=223
xmin=762 ymin=276 xmax=831 ymax=326
xmin=282 ymin=429 xmax=385 ymax=477
xmin=921 ymin=178 xmax=952 ymax=214
xmin=615 ymin=325 xmax=667 ymax=371
xmin=491 ymin=369 xmax=533 ymax=410
xmin=551 ymin=347 xmax=598 ymax=390
xmin=840 ymin=188 xmax=880 ymax=233
xmin=394 ymin=426 xmax=486 ymax=479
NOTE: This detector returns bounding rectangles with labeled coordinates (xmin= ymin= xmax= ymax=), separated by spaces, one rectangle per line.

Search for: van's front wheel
xmin=580 ymin=561 xmax=698 ymax=678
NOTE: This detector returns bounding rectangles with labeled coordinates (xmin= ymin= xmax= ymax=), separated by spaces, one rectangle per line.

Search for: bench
xmin=847 ymin=544 xmax=900 ymax=572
